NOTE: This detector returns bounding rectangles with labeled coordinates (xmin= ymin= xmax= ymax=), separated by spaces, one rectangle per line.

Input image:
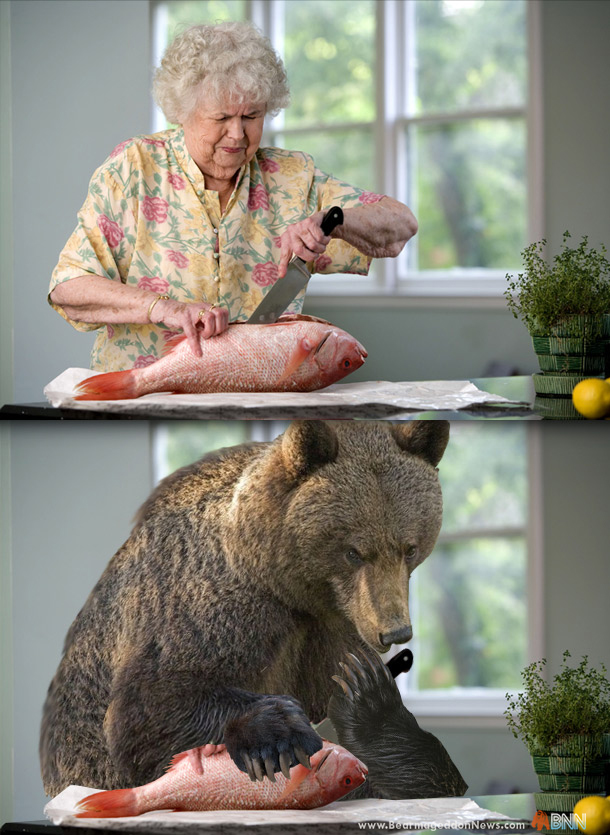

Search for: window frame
xmin=150 ymin=0 xmax=543 ymax=303
xmin=152 ymin=420 xmax=543 ymax=722
xmin=400 ymin=423 xmax=544 ymax=722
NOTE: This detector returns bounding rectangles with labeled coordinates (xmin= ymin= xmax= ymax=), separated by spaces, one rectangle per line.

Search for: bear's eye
xmin=346 ymin=548 xmax=365 ymax=567
xmin=404 ymin=544 xmax=418 ymax=563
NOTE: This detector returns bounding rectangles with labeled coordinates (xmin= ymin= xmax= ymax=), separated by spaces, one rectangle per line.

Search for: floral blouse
xmin=49 ymin=128 xmax=382 ymax=371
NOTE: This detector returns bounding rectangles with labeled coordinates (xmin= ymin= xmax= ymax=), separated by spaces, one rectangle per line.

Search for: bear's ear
xmin=390 ymin=421 xmax=450 ymax=467
xmin=281 ymin=421 xmax=339 ymax=481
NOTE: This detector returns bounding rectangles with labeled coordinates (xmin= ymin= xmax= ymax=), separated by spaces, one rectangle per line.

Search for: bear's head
xmin=225 ymin=420 xmax=449 ymax=653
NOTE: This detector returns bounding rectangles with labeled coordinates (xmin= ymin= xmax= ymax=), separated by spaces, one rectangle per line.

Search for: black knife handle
xmin=386 ymin=647 xmax=414 ymax=678
xmin=320 ymin=206 xmax=344 ymax=236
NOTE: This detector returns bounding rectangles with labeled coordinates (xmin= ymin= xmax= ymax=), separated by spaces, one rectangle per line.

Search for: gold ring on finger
xmin=197 ymin=309 xmax=207 ymax=320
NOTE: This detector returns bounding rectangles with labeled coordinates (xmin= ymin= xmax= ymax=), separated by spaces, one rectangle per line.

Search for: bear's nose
xmin=379 ymin=624 xmax=413 ymax=647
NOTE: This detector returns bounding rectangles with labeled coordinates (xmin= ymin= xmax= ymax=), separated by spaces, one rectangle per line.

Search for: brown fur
xmin=40 ymin=420 xmax=451 ymax=797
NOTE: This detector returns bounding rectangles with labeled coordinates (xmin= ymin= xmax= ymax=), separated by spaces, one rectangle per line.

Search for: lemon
xmin=572 ymin=378 xmax=610 ymax=419
xmin=573 ymin=795 xmax=610 ymax=834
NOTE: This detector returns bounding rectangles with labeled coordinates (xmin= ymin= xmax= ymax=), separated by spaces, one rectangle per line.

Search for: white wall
xmin=7 ymin=0 xmax=151 ymax=403
xmin=3 ymin=422 xmax=154 ymax=821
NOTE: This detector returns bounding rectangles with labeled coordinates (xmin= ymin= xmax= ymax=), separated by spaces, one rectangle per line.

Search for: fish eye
xmin=344 ymin=777 xmax=352 ymax=785
xmin=343 ymin=359 xmax=351 ymax=368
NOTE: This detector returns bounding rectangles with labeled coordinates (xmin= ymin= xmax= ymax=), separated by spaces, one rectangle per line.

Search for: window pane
xmin=411 ymin=118 xmax=526 ymax=270
xmin=414 ymin=0 xmax=527 ymax=115
xmin=274 ymin=127 xmax=375 ymax=192
xmin=412 ymin=537 xmax=527 ymax=689
xmin=438 ymin=423 xmax=528 ymax=532
xmin=162 ymin=0 xmax=245 ymax=39
xmin=281 ymin=0 xmax=376 ymax=128
xmin=154 ymin=421 xmax=249 ymax=480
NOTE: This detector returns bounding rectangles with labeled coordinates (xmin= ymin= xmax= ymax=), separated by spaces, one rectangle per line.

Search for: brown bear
xmin=40 ymin=420 xmax=466 ymax=800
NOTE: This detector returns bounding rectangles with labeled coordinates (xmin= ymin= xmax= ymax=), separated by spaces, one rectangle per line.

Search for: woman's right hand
xmin=151 ymin=299 xmax=229 ymax=356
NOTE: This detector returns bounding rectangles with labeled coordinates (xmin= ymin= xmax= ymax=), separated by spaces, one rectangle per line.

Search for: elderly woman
xmin=49 ymin=22 xmax=417 ymax=372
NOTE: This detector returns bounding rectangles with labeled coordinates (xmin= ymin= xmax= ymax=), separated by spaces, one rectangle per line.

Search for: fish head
xmin=312 ymin=329 xmax=368 ymax=387
xmin=287 ymin=742 xmax=368 ymax=808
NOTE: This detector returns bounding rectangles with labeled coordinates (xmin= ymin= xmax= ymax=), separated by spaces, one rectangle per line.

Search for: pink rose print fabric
xmin=98 ymin=215 xmax=124 ymax=247
xmin=138 ymin=276 xmax=170 ymax=293
xmin=252 ymin=262 xmax=279 ymax=287
xmin=141 ymin=196 xmax=169 ymax=223
xmin=166 ymin=251 xmax=189 ymax=269
xmin=248 ymin=183 xmax=270 ymax=211
xmin=358 ymin=191 xmax=384 ymax=204
xmin=49 ymin=128 xmax=374 ymax=371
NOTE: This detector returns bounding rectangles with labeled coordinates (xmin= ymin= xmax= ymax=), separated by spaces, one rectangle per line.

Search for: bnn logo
xmin=531 ymin=810 xmax=587 ymax=831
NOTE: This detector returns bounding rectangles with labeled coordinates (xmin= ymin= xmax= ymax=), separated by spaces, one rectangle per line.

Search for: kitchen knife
xmin=246 ymin=206 xmax=344 ymax=324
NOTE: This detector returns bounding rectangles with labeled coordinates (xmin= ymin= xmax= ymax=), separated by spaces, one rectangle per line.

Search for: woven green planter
xmin=534 ymin=791 xmax=591 ymax=813
xmin=532 ymin=735 xmax=610 ymax=807
xmin=530 ymin=314 xmax=610 ymax=390
xmin=551 ymin=733 xmax=610 ymax=758
xmin=537 ymin=773 xmax=606 ymax=792
xmin=532 ymin=373 xmax=592 ymax=397
xmin=533 ymin=396 xmax=586 ymax=419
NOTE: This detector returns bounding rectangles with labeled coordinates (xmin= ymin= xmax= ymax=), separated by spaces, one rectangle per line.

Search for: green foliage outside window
xmin=156 ymin=0 xmax=528 ymax=274
xmin=411 ymin=422 xmax=528 ymax=690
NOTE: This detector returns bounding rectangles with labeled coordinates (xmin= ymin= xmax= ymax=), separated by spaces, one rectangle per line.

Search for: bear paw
xmin=328 ymin=648 xmax=468 ymax=799
xmin=329 ymin=648 xmax=413 ymax=742
xmin=224 ymin=695 xmax=323 ymax=783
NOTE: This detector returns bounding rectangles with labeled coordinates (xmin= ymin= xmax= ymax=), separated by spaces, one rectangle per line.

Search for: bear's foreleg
xmin=105 ymin=661 xmax=322 ymax=787
xmin=328 ymin=650 xmax=468 ymax=800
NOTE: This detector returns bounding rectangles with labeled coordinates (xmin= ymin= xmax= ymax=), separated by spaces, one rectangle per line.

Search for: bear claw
xmin=293 ymin=745 xmax=311 ymax=769
xmin=332 ymin=674 xmax=355 ymax=700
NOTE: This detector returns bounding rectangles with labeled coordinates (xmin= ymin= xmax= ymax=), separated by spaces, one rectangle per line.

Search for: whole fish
xmin=74 ymin=741 xmax=367 ymax=815
xmin=74 ymin=315 xmax=367 ymax=400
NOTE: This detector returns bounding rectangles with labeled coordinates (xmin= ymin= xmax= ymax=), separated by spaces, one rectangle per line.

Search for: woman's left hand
xmin=277 ymin=212 xmax=331 ymax=278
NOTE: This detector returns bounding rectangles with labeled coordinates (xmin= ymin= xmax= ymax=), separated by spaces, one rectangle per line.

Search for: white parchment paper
xmin=45 ymin=785 xmax=517 ymax=829
xmin=43 ymin=368 xmax=524 ymax=415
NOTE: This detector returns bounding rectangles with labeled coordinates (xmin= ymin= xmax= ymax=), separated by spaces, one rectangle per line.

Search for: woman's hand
xmin=277 ymin=212 xmax=331 ymax=278
xmin=151 ymin=299 xmax=229 ymax=356
xmin=50 ymin=275 xmax=229 ymax=357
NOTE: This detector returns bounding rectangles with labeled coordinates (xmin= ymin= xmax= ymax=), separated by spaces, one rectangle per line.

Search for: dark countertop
xmin=1 ymin=793 xmax=539 ymax=834
xmin=0 ymin=377 xmax=568 ymax=420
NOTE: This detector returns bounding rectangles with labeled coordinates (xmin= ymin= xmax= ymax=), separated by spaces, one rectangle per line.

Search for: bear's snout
xmin=379 ymin=624 xmax=413 ymax=648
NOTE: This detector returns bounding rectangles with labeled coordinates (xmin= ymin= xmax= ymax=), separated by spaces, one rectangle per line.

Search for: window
xmin=153 ymin=421 xmax=537 ymax=719
xmin=151 ymin=0 xmax=538 ymax=299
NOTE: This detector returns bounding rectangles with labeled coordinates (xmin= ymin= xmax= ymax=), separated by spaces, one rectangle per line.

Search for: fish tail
xmin=74 ymin=788 xmax=140 ymax=818
xmin=74 ymin=370 xmax=138 ymax=401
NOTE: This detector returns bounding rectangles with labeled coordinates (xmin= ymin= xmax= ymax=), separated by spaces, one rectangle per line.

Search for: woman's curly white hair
xmin=153 ymin=21 xmax=290 ymax=124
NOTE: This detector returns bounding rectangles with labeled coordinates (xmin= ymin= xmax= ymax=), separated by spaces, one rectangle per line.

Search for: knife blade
xmin=245 ymin=206 xmax=344 ymax=324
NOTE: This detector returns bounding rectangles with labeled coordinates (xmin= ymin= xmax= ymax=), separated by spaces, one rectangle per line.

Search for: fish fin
xmin=276 ymin=764 xmax=310 ymax=803
xmin=166 ymin=750 xmax=190 ymax=771
xmin=277 ymin=313 xmax=334 ymax=326
xmin=161 ymin=333 xmax=188 ymax=356
xmin=276 ymin=337 xmax=315 ymax=384
xmin=74 ymin=788 xmax=139 ymax=818
xmin=73 ymin=370 xmax=138 ymax=401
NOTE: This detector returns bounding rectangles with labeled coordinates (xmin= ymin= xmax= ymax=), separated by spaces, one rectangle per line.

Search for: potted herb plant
xmin=505 ymin=652 xmax=610 ymax=813
xmin=505 ymin=232 xmax=610 ymax=396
